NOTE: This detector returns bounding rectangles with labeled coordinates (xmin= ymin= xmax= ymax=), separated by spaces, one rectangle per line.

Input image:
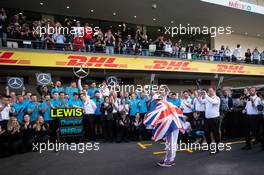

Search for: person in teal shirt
xmin=88 ymin=82 xmax=100 ymax=98
xmin=51 ymin=81 xmax=64 ymax=95
xmin=93 ymin=91 xmax=103 ymax=116
xmin=27 ymin=95 xmax=40 ymax=121
xmin=13 ymin=95 xmax=27 ymax=123
xmin=138 ymin=92 xmax=148 ymax=118
xmin=40 ymin=95 xmax=53 ymax=121
xmin=167 ymin=92 xmax=181 ymax=107
xmin=50 ymin=92 xmax=59 ymax=108
xmin=129 ymin=93 xmax=140 ymax=117
xmin=58 ymin=92 xmax=71 ymax=108
xmin=69 ymin=93 xmax=83 ymax=108
xmin=65 ymin=82 xmax=79 ymax=99
xmin=41 ymin=94 xmax=58 ymax=142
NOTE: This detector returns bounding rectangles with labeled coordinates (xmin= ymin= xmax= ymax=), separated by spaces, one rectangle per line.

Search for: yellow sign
xmin=0 ymin=49 xmax=264 ymax=76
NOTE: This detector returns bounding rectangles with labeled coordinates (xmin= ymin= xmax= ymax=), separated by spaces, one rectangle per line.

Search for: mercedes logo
xmin=36 ymin=73 xmax=51 ymax=85
xmin=8 ymin=77 xmax=23 ymax=89
xmin=107 ymin=76 xmax=118 ymax=87
xmin=73 ymin=64 xmax=90 ymax=78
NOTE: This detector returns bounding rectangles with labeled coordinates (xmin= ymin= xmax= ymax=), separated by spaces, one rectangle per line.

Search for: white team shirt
xmin=193 ymin=96 xmax=205 ymax=112
xmin=205 ymin=94 xmax=220 ymax=119
xmin=245 ymin=95 xmax=261 ymax=115
xmin=0 ymin=104 xmax=11 ymax=121
xmin=180 ymin=98 xmax=193 ymax=113
xmin=83 ymin=98 xmax=97 ymax=114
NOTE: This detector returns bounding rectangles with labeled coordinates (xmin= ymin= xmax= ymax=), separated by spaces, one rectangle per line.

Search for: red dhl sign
xmin=0 ymin=51 xmax=31 ymax=65
xmin=62 ymin=55 xmax=128 ymax=68
xmin=211 ymin=64 xmax=250 ymax=74
xmin=0 ymin=50 xmax=263 ymax=76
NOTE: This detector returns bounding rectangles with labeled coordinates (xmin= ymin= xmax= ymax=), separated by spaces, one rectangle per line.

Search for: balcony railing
xmin=0 ymin=38 xmax=264 ymax=65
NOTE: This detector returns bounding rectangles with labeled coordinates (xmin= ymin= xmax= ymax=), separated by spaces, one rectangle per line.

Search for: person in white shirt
xmin=223 ymin=46 xmax=232 ymax=62
xmin=111 ymin=92 xmax=119 ymax=138
xmin=80 ymin=93 xmax=97 ymax=141
xmin=0 ymin=96 xmax=14 ymax=129
xmin=203 ymin=88 xmax=221 ymax=154
xmin=241 ymin=87 xmax=261 ymax=150
xmin=232 ymin=44 xmax=241 ymax=62
xmin=193 ymin=90 xmax=206 ymax=119
xmin=180 ymin=91 xmax=193 ymax=121
xmin=252 ymin=48 xmax=260 ymax=64
xmin=99 ymin=81 xmax=110 ymax=97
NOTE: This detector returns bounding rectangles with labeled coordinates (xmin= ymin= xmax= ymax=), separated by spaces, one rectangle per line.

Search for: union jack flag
xmin=144 ymin=100 xmax=184 ymax=141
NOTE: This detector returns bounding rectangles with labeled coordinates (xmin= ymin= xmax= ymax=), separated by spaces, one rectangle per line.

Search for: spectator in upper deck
xmin=245 ymin=49 xmax=252 ymax=64
xmin=73 ymin=33 xmax=85 ymax=52
xmin=83 ymin=22 xmax=94 ymax=52
xmin=252 ymin=48 xmax=260 ymax=64
xmin=105 ymin=29 xmax=115 ymax=55
xmin=232 ymin=44 xmax=241 ymax=62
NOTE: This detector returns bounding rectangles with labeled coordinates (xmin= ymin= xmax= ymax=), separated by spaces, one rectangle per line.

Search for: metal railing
xmin=1 ymin=37 xmax=264 ymax=65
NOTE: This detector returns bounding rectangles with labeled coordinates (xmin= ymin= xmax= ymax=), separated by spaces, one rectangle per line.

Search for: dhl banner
xmin=0 ymin=49 xmax=264 ymax=76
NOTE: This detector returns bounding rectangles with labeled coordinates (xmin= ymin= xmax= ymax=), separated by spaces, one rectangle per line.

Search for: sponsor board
xmin=1 ymin=50 xmax=264 ymax=76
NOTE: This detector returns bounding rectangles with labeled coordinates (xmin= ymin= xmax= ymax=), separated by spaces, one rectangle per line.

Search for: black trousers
xmin=102 ymin=116 xmax=114 ymax=141
xmin=197 ymin=111 xmax=205 ymax=120
xmin=244 ymin=115 xmax=261 ymax=147
xmin=116 ymin=125 xmax=129 ymax=142
xmin=46 ymin=120 xmax=57 ymax=142
xmin=204 ymin=117 xmax=220 ymax=145
xmin=0 ymin=120 xmax=8 ymax=130
xmin=94 ymin=115 xmax=102 ymax=137
xmin=113 ymin=113 xmax=119 ymax=139
xmin=83 ymin=114 xmax=95 ymax=141
xmin=261 ymin=115 xmax=264 ymax=149
xmin=184 ymin=112 xmax=193 ymax=122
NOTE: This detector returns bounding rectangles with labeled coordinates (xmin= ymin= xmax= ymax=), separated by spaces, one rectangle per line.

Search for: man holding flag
xmin=144 ymin=94 xmax=185 ymax=167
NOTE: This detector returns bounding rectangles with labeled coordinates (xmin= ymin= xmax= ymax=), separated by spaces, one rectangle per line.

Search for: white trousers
xmin=164 ymin=129 xmax=179 ymax=162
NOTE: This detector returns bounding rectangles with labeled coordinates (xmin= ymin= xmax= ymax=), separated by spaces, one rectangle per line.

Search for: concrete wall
xmin=241 ymin=0 xmax=264 ymax=6
xmin=213 ymin=33 xmax=264 ymax=56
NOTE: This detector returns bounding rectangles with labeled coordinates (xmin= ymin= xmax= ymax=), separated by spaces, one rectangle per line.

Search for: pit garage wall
xmin=0 ymin=73 xmax=263 ymax=96
xmin=211 ymin=33 xmax=264 ymax=55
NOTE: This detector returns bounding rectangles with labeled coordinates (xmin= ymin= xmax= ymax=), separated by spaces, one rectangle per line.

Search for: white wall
xmin=240 ymin=0 xmax=264 ymax=6
xmin=212 ymin=33 xmax=264 ymax=56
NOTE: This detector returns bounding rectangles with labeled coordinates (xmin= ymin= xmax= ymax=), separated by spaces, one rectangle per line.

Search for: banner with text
xmin=1 ymin=50 xmax=264 ymax=76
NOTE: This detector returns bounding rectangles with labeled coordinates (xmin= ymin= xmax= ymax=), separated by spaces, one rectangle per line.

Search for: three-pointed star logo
xmin=73 ymin=64 xmax=90 ymax=78
xmin=107 ymin=76 xmax=118 ymax=87
xmin=8 ymin=78 xmax=23 ymax=89
xmin=37 ymin=73 xmax=51 ymax=85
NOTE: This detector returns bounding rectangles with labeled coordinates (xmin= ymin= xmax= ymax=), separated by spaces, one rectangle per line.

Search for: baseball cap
xmin=152 ymin=94 xmax=161 ymax=100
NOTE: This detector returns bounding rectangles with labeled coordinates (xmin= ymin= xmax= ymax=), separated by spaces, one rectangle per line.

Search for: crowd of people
xmin=0 ymin=76 xmax=264 ymax=157
xmin=1 ymin=8 xmax=264 ymax=64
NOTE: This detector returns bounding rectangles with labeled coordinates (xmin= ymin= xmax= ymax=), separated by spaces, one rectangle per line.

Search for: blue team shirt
xmin=139 ymin=96 xmax=148 ymax=114
xmin=129 ymin=98 xmax=140 ymax=116
xmin=51 ymin=87 xmax=64 ymax=95
xmin=167 ymin=98 xmax=181 ymax=107
xmin=23 ymin=99 xmax=30 ymax=108
xmin=50 ymin=98 xmax=59 ymax=108
xmin=65 ymin=86 xmax=79 ymax=99
xmin=69 ymin=99 xmax=83 ymax=108
xmin=148 ymin=99 xmax=155 ymax=111
xmin=88 ymin=87 xmax=100 ymax=97
xmin=27 ymin=102 xmax=40 ymax=121
xmin=57 ymin=98 xmax=71 ymax=108
xmin=41 ymin=101 xmax=53 ymax=121
xmin=93 ymin=97 xmax=103 ymax=115
xmin=14 ymin=102 xmax=27 ymax=123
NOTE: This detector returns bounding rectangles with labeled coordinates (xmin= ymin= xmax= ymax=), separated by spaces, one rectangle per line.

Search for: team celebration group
xmin=0 ymin=78 xmax=264 ymax=157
